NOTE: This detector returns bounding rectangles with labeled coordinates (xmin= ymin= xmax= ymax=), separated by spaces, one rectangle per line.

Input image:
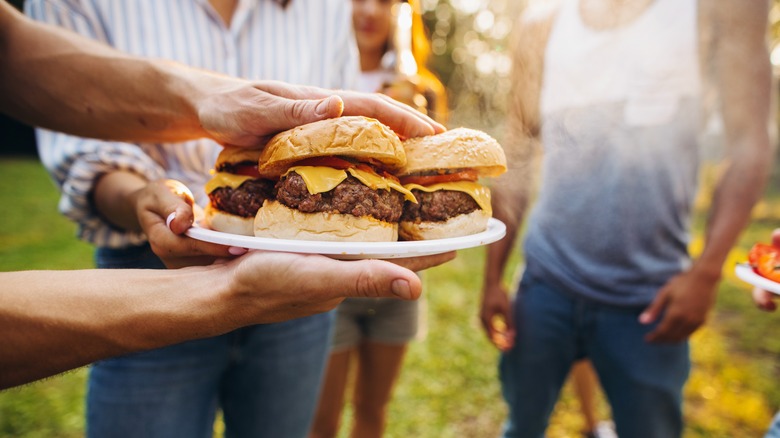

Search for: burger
xmin=204 ymin=147 xmax=274 ymax=236
xmin=253 ymin=116 xmax=417 ymax=242
xmin=398 ymin=128 xmax=507 ymax=240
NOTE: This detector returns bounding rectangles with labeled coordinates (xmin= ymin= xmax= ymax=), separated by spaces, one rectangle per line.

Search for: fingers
xmin=752 ymin=287 xmax=778 ymax=312
xmin=389 ymin=251 xmax=456 ymax=271
xmin=138 ymin=180 xmax=234 ymax=267
xmin=339 ymin=91 xmax=444 ymax=139
xmin=639 ymin=288 xmax=668 ymax=325
xmin=772 ymin=228 xmax=780 ymax=247
xmin=262 ymin=255 xmax=423 ymax=301
xmin=252 ymin=81 xmax=444 ymax=139
xmin=263 ymin=94 xmax=345 ymax=132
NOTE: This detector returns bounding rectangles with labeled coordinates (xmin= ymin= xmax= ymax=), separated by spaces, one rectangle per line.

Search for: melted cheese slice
xmin=286 ymin=166 xmax=417 ymax=202
xmin=204 ymin=172 xmax=253 ymax=194
xmin=404 ymin=181 xmax=492 ymax=214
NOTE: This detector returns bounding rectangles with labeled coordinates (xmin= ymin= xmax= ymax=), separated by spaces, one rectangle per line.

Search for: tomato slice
xmin=292 ymin=156 xmax=354 ymax=170
xmin=232 ymin=164 xmax=260 ymax=178
xmin=749 ymin=243 xmax=780 ymax=282
xmin=749 ymin=243 xmax=778 ymax=267
xmin=400 ymin=169 xmax=479 ymax=186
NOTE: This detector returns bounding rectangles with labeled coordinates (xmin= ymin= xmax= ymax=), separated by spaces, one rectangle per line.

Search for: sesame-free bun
xmin=399 ymin=209 xmax=490 ymax=241
xmin=215 ymin=146 xmax=263 ymax=167
xmin=204 ymin=203 xmax=254 ymax=236
xmin=400 ymin=127 xmax=507 ymax=177
xmin=257 ymin=116 xmax=406 ymax=178
xmin=254 ymin=200 xmax=398 ymax=242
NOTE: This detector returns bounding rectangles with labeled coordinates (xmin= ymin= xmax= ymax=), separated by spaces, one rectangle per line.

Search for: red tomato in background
xmin=748 ymin=243 xmax=780 ymax=283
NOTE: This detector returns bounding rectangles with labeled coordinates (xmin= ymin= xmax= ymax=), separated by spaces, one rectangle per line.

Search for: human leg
xmin=588 ymin=304 xmax=689 ymax=438
xmin=310 ymin=348 xmax=354 ymax=438
xmin=350 ymin=341 xmax=409 ymax=438
xmin=571 ymin=359 xmax=600 ymax=435
xmin=220 ymin=312 xmax=334 ymax=438
xmin=500 ymin=273 xmax=581 ymax=438
xmin=87 ymin=245 xmax=225 ymax=438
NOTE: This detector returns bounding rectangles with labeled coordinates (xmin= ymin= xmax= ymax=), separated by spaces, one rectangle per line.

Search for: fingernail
xmin=391 ymin=279 xmax=411 ymax=299
xmin=166 ymin=212 xmax=176 ymax=229
xmin=228 ymin=246 xmax=248 ymax=256
xmin=314 ymin=98 xmax=332 ymax=117
xmin=638 ymin=313 xmax=650 ymax=324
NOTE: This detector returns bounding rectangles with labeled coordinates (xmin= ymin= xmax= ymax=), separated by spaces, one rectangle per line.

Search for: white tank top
xmin=541 ymin=0 xmax=700 ymax=125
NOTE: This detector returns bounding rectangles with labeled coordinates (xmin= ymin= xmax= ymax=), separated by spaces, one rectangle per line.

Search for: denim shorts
xmin=499 ymin=271 xmax=690 ymax=438
xmin=330 ymin=297 xmax=420 ymax=351
xmin=88 ymin=244 xmax=333 ymax=438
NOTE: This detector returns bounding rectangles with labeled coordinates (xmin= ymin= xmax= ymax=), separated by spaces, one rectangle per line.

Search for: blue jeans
xmin=500 ymin=272 xmax=690 ymax=438
xmin=766 ymin=412 xmax=780 ymax=438
xmin=89 ymin=245 xmax=333 ymax=438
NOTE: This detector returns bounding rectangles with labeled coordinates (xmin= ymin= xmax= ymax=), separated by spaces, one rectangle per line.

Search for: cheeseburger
xmin=398 ymin=128 xmax=507 ymax=240
xmin=204 ymin=147 xmax=274 ymax=236
xmin=254 ymin=116 xmax=416 ymax=242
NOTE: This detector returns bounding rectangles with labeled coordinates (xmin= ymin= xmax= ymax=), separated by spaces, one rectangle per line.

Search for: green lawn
xmin=1 ymin=157 xmax=779 ymax=437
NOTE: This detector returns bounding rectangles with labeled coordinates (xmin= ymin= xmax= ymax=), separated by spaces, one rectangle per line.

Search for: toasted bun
xmin=215 ymin=146 xmax=263 ymax=168
xmin=399 ymin=209 xmax=491 ymax=241
xmin=203 ymin=203 xmax=255 ymax=236
xmin=400 ymin=128 xmax=507 ymax=177
xmin=255 ymin=200 xmax=398 ymax=242
xmin=257 ymin=116 xmax=405 ymax=178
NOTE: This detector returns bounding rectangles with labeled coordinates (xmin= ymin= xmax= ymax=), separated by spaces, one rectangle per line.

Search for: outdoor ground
xmin=1 ymin=157 xmax=779 ymax=437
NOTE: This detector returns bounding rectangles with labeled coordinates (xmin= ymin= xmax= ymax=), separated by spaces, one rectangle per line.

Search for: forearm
xmin=0 ymin=266 xmax=233 ymax=389
xmin=0 ymin=3 xmax=212 ymax=142
xmin=696 ymin=0 xmax=774 ymax=278
xmin=697 ymin=144 xmax=771 ymax=276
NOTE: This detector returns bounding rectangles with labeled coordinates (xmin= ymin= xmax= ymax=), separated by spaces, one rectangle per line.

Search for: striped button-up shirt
xmin=26 ymin=0 xmax=359 ymax=248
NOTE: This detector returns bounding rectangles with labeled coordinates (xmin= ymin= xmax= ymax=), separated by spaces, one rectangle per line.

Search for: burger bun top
xmin=400 ymin=127 xmax=507 ymax=177
xmin=215 ymin=146 xmax=263 ymax=168
xmin=257 ymin=116 xmax=405 ymax=178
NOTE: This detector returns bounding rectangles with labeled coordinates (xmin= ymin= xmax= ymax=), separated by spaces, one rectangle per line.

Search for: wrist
xmin=159 ymin=62 xmax=213 ymax=140
xmin=181 ymin=263 xmax=241 ymax=336
xmin=690 ymin=258 xmax=723 ymax=283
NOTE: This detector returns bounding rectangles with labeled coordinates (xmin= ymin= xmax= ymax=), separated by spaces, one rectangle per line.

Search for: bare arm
xmin=0 ymin=2 xmax=442 ymax=146
xmin=642 ymin=0 xmax=773 ymax=342
xmin=0 ymin=250 xmax=454 ymax=390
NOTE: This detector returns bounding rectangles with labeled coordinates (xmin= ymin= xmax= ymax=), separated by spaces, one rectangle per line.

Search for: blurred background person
xmin=24 ymin=1 xmax=438 ymax=437
xmin=481 ymin=0 xmax=773 ymax=437
xmin=0 ymin=0 xmax=449 ymax=391
xmin=570 ymin=360 xmax=616 ymax=438
xmin=310 ymin=1 xmax=447 ymax=437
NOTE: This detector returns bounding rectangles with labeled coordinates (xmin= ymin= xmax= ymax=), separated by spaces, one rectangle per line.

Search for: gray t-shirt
xmin=523 ymin=0 xmax=703 ymax=306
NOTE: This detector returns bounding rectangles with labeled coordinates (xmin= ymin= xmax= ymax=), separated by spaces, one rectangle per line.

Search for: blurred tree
xmin=420 ymin=0 xmax=524 ymax=137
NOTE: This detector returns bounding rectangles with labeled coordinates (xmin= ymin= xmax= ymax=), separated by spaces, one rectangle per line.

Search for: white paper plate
xmin=734 ymin=263 xmax=780 ymax=295
xmin=186 ymin=218 xmax=506 ymax=260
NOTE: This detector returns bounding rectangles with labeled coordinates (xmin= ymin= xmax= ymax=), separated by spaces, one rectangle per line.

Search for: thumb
xmin=322 ymin=259 xmax=422 ymax=301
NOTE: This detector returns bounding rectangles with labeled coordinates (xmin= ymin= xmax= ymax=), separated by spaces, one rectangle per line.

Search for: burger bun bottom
xmin=204 ymin=203 xmax=255 ymax=236
xmin=399 ymin=209 xmax=490 ymax=241
xmin=255 ymin=200 xmax=399 ymax=242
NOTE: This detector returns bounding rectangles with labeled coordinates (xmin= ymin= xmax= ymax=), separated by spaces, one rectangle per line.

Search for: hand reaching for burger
xmin=196 ymin=79 xmax=446 ymax=148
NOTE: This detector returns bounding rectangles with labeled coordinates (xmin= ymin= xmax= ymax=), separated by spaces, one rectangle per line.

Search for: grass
xmin=1 ymin=157 xmax=779 ymax=437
